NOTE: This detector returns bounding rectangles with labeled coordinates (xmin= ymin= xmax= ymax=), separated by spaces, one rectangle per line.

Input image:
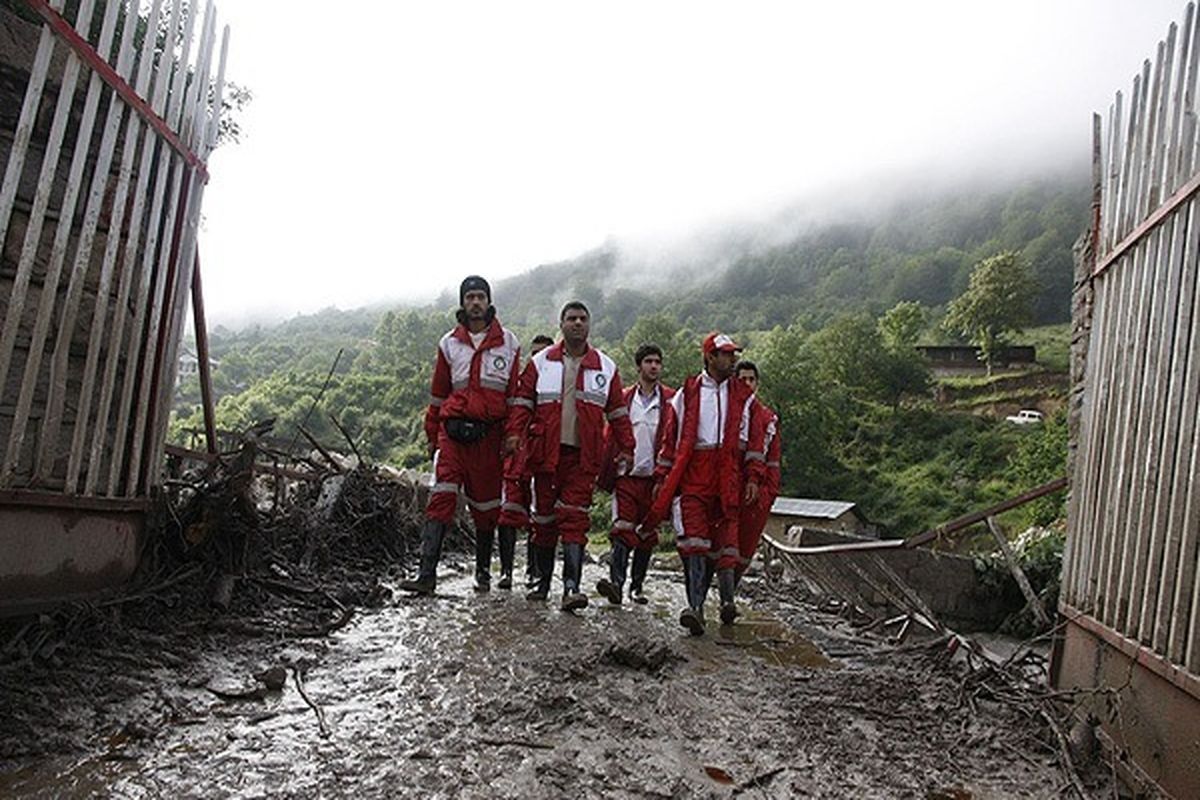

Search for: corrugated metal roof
xmin=770 ymin=497 xmax=859 ymax=519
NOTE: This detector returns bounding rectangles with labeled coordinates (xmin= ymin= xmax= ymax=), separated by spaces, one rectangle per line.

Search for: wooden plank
xmin=1076 ymin=277 xmax=1115 ymax=608
xmin=0 ymin=0 xmax=122 ymax=487
xmin=1103 ymin=94 xmax=1124 ymax=254
xmin=1165 ymin=7 xmax=1194 ymax=194
xmin=1177 ymin=3 xmax=1200 ymax=186
xmin=1094 ymin=251 xmax=1138 ymax=622
xmin=84 ymin=0 xmax=169 ymax=496
xmin=1159 ymin=199 xmax=1200 ymax=658
xmin=147 ymin=5 xmax=223 ymax=487
xmin=1152 ymin=198 xmax=1200 ymax=653
xmin=1133 ymin=201 xmax=1190 ymax=643
xmin=0 ymin=0 xmax=61 ymax=258
xmin=66 ymin=0 xmax=155 ymax=494
xmin=1137 ymin=40 xmax=1168 ymax=214
xmin=1114 ymin=220 xmax=1167 ymax=635
xmin=105 ymin=0 xmax=186 ymax=496
xmin=986 ymin=516 xmax=1050 ymax=627
xmin=0 ymin=0 xmax=97 ymax=435
xmin=1116 ymin=71 xmax=1143 ymax=242
xmin=123 ymin=0 xmax=203 ymax=496
xmin=36 ymin=0 xmax=143 ymax=484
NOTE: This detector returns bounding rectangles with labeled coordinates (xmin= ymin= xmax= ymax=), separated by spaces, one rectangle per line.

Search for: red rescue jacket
xmin=423 ymin=317 xmax=521 ymax=447
xmin=761 ymin=402 xmax=781 ymax=499
xmin=505 ymin=341 xmax=635 ymax=475
xmin=645 ymin=372 xmax=765 ymax=527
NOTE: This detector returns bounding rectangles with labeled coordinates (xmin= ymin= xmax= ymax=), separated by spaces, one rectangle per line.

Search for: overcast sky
xmin=197 ymin=0 xmax=1185 ymax=326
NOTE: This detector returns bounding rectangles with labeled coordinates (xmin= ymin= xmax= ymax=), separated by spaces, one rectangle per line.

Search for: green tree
xmin=878 ymin=301 xmax=927 ymax=350
xmin=942 ymin=251 xmax=1036 ymax=375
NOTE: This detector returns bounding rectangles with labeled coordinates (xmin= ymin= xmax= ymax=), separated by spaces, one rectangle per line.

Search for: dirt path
xmin=0 ymin=560 xmax=1066 ymax=798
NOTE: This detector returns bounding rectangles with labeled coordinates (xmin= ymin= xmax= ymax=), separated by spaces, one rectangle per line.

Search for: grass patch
xmin=1022 ymin=323 xmax=1070 ymax=372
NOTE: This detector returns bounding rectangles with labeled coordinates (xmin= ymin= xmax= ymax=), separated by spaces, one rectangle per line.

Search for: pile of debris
xmin=3 ymin=426 xmax=471 ymax=668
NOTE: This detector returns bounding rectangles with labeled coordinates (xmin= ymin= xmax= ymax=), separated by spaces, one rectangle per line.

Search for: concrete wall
xmin=782 ymin=526 xmax=1006 ymax=630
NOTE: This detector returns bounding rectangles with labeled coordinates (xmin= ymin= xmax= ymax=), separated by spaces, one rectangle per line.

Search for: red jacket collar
xmin=544 ymin=341 xmax=601 ymax=370
xmin=452 ymin=317 xmax=504 ymax=349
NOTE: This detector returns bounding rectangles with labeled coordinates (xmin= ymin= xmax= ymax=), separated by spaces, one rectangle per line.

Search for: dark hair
xmin=531 ymin=334 xmax=554 ymax=347
xmin=634 ymin=343 xmax=663 ymax=366
xmin=735 ymin=359 xmax=759 ymax=378
xmin=559 ymin=300 xmax=590 ymax=321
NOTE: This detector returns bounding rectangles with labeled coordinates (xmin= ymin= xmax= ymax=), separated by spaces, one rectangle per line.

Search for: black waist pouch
xmin=444 ymin=417 xmax=490 ymax=444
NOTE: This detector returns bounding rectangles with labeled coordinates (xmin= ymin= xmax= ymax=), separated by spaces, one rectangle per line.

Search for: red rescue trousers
xmin=426 ymin=423 xmax=503 ymax=531
xmin=498 ymin=473 xmax=532 ymax=528
xmin=531 ymin=446 xmax=596 ymax=548
xmin=674 ymin=451 xmax=739 ymax=567
xmin=610 ymin=475 xmax=659 ymax=551
xmin=737 ymin=493 xmax=772 ymax=575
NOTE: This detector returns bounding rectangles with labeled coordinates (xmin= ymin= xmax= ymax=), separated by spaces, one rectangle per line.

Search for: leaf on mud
xmin=704 ymin=765 xmax=735 ymax=784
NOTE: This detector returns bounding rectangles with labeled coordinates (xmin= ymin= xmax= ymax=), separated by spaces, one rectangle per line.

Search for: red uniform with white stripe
xmin=605 ymin=383 xmax=676 ymax=551
xmin=506 ymin=342 xmax=634 ymax=548
xmin=653 ymin=372 xmax=765 ymax=569
xmin=423 ymin=318 xmax=521 ymax=530
xmin=737 ymin=401 xmax=781 ymax=573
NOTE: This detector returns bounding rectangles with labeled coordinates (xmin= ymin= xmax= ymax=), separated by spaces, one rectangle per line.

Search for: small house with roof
xmin=766 ymin=497 xmax=874 ymax=542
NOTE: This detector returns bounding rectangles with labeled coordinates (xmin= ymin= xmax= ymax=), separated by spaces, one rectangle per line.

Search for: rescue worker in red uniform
xmin=505 ymin=301 xmax=635 ymax=612
xmin=495 ymin=334 xmax=554 ymax=590
xmin=734 ymin=360 xmax=782 ymax=595
xmin=399 ymin=276 xmax=521 ymax=596
xmin=596 ymin=344 xmax=676 ymax=606
xmin=648 ymin=333 xmax=765 ymax=635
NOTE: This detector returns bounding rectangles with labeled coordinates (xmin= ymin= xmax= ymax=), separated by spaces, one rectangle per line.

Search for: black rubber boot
xmin=398 ymin=519 xmax=446 ymax=595
xmin=473 ymin=529 xmax=494 ymax=592
xmin=497 ymin=527 xmax=517 ymax=590
xmin=596 ymin=539 xmax=629 ymax=605
xmin=525 ymin=538 xmax=539 ymax=590
xmin=718 ymin=567 xmax=739 ymax=625
xmin=561 ymin=542 xmax=589 ymax=612
xmin=629 ymin=548 xmax=652 ymax=605
xmin=679 ymin=554 xmax=708 ymax=636
xmin=525 ymin=545 xmax=554 ymax=601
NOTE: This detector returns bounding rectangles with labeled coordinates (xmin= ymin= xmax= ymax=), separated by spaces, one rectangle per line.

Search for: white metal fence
xmin=0 ymin=0 xmax=228 ymax=499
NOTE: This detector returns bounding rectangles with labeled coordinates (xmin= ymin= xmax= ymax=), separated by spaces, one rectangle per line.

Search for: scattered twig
xmin=328 ymin=413 xmax=363 ymax=464
xmin=293 ymin=667 xmax=331 ymax=739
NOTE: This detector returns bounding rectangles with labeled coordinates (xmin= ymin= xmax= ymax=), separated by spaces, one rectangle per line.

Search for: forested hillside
xmin=495 ymin=171 xmax=1087 ymax=336
xmin=174 ymin=170 xmax=1083 ymax=538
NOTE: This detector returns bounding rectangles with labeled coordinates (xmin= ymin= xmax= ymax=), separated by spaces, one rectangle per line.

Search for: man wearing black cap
xmin=399 ymin=276 xmax=522 ymax=595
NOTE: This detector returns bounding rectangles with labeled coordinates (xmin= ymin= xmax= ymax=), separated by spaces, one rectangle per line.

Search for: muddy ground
xmin=0 ymin=546 xmax=1099 ymax=800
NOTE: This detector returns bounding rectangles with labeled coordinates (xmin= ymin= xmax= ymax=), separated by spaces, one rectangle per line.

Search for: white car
xmin=1006 ymin=409 xmax=1044 ymax=425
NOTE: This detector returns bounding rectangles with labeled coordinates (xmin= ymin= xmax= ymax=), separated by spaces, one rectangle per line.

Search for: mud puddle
xmin=1 ymin=562 xmax=1065 ymax=798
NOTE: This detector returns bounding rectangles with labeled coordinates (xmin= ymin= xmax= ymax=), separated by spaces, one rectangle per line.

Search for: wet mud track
xmin=1 ymin=562 xmax=1064 ymax=798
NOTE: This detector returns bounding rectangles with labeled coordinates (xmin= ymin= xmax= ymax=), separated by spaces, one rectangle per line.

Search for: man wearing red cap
xmin=399 ymin=275 xmax=522 ymax=596
xmin=648 ymin=332 xmax=766 ymax=635
xmin=505 ymin=301 xmax=635 ymax=612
